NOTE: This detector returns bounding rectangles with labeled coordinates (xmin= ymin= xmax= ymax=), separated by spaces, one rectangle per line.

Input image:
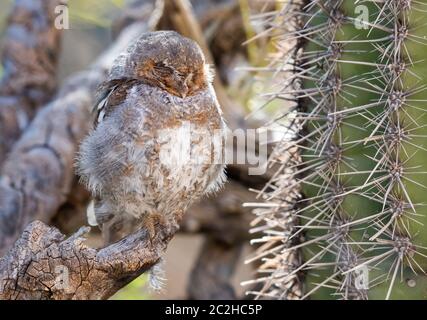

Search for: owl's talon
xmin=144 ymin=212 xmax=169 ymax=245
xmin=145 ymin=219 xmax=156 ymax=246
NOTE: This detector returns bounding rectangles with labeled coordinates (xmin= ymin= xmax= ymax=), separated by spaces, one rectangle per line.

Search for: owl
xmin=77 ymin=31 xmax=227 ymax=248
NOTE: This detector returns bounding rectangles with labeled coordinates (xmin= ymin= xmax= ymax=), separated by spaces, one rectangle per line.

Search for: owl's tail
xmin=86 ymin=199 xmax=114 ymax=245
xmin=148 ymin=259 xmax=166 ymax=292
xmin=86 ymin=199 xmax=125 ymax=245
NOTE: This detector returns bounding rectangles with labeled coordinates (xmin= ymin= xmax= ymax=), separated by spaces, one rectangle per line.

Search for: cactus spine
xmin=245 ymin=0 xmax=427 ymax=299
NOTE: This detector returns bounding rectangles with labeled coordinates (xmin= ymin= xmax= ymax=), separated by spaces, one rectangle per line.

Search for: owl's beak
xmin=179 ymin=83 xmax=189 ymax=98
xmin=179 ymin=73 xmax=192 ymax=98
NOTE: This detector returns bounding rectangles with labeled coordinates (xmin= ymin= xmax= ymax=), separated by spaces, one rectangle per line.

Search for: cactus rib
xmin=245 ymin=0 xmax=427 ymax=300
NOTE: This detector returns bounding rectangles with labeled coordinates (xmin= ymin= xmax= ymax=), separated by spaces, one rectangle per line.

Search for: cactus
xmin=245 ymin=0 xmax=427 ymax=299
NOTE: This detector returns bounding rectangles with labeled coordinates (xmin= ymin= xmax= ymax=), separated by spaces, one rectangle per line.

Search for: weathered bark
xmin=0 ymin=20 xmax=153 ymax=256
xmin=0 ymin=0 xmax=65 ymax=164
xmin=0 ymin=220 xmax=177 ymax=299
xmin=0 ymin=85 xmax=92 ymax=254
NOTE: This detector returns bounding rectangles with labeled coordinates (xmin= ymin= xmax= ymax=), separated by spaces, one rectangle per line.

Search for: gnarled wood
xmin=0 ymin=220 xmax=176 ymax=299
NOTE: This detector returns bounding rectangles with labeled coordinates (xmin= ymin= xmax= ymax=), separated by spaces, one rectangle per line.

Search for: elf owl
xmin=77 ymin=31 xmax=227 ymax=247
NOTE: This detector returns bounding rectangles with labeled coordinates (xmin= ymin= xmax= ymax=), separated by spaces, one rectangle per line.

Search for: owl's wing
xmin=94 ymin=82 xmax=119 ymax=125
xmin=93 ymin=78 xmax=140 ymax=127
xmin=79 ymin=79 xmax=156 ymax=242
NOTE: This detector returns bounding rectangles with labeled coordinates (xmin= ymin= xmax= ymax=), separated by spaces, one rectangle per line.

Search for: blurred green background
xmin=0 ymin=0 xmax=123 ymax=80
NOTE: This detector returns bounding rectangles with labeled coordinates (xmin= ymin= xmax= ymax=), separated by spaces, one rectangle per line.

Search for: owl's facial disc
xmin=143 ymin=60 xmax=207 ymax=98
xmin=132 ymin=32 xmax=210 ymax=98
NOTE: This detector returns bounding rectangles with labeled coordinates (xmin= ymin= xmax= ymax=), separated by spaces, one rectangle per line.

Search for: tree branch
xmin=0 ymin=220 xmax=177 ymax=299
xmin=0 ymin=0 xmax=65 ymax=163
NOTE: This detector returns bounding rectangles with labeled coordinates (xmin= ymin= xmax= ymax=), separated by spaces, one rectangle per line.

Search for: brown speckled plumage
xmin=77 ymin=31 xmax=227 ymax=262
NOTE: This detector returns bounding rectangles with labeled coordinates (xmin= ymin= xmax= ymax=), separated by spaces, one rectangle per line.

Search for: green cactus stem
xmin=245 ymin=0 xmax=427 ymax=300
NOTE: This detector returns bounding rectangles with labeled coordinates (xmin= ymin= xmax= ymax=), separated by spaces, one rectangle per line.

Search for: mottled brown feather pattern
xmin=77 ymin=31 xmax=227 ymax=266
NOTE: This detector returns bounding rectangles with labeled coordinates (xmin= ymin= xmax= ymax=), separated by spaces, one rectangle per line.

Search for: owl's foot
xmin=144 ymin=212 xmax=168 ymax=245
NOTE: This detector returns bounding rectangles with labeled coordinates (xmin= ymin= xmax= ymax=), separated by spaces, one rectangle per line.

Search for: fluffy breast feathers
xmin=77 ymin=81 xmax=227 ymax=230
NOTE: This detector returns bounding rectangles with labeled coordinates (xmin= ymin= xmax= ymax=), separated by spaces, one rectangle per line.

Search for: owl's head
xmin=111 ymin=31 xmax=210 ymax=98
